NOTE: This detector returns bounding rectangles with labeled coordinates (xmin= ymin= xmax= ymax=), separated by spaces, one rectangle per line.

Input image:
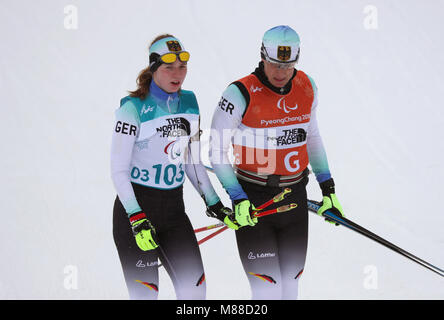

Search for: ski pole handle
xmin=254 ymin=188 xmax=292 ymax=211
xmin=198 ymin=203 xmax=298 ymax=244
xmin=195 ymin=202 xmax=298 ymax=246
xmin=254 ymin=203 xmax=298 ymax=218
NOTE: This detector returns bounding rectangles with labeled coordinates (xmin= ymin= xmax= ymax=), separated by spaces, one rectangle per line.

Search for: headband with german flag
xmin=149 ymin=36 xmax=186 ymax=72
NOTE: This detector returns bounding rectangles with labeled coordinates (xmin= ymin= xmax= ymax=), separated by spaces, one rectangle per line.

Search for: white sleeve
xmin=184 ymin=141 xmax=221 ymax=207
xmin=110 ymin=101 xmax=142 ymax=215
xmin=184 ymin=118 xmax=220 ymax=207
xmin=306 ymin=77 xmax=332 ymax=183
xmin=209 ymin=84 xmax=248 ymax=201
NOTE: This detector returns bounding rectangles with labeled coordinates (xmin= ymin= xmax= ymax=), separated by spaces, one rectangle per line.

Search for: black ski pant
xmin=113 ymin=184 xmax=205 ymax=300
xmin=235 ymin=176 xmax=309 ymax=300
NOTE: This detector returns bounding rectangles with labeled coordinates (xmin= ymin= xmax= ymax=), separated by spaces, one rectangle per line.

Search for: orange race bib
xmin=232 ymin=71 xmax=314 ymax=176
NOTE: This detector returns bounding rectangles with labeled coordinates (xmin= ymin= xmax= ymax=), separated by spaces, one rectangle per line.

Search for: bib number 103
xmin=130 ymin=164 xmax=184 ymax=186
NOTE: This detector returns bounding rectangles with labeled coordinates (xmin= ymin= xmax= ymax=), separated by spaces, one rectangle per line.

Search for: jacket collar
xmin=150 ymin=80 xmax=179 ymax=101
xmin=252 ymin=61 xmax=297 ymax=95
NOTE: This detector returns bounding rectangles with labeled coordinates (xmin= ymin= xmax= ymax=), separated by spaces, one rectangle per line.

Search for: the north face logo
xmin=157 ymin=117 xmax=191 ymax=138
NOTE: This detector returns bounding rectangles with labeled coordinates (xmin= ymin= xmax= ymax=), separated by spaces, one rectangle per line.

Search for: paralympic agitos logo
xmin=157 ymin=117 xmax=191 ymax=138
xmin=277 ymin=97 xmax=298 ymax=113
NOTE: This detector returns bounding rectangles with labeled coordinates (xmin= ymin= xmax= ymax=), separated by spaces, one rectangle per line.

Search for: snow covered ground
xmin=0 ymin=0 xmax=443 ymax=299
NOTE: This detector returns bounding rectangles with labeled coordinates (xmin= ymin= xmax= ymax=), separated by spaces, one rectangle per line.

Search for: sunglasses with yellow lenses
xmin=160 ymin=51 xmax=190 ymax=64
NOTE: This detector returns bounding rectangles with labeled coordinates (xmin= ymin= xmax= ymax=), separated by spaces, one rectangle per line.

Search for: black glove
xmin=206 ymin=201 xmax=239 ymax=230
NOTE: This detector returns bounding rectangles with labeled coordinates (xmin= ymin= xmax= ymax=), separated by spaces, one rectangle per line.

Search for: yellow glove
xmin=318 ymin=178 xmax=345 ymax=226
xmin=234 ymin=199 xmax=258 ymax=227
xmin=129 ymin=212 xmax=158 ymax=251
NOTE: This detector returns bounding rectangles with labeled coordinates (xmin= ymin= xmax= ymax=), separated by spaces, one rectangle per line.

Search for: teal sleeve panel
xmin=210 ymin=84 xmax=248 ymax=201
xmin=306 ymin=75 xmax=331 ymax=183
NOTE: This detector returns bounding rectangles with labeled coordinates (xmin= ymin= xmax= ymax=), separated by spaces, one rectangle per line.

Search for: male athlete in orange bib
xmin=209 ymin=25 xmax=345 ymax=299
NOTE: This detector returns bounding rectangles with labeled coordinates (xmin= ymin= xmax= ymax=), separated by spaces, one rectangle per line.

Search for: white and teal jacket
xmin=111 ymin=81 xmax=220 ymax=215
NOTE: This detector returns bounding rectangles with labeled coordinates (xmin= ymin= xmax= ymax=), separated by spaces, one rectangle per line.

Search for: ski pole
xmin=254 ymin=188 xmax=292 ymax=211
xmin=254 ymin=203 xmax=298 ymax=218
xmin=194 ymin=222 xmax=225 ymax=233
xmin=157 ymin=225 xmax=227 ymax=268
xmin=197 ymin=226 xmax=228 ymax=245
xmin=197 ymin=203 xmax=298 ymax=245
xmin=194 ymin=188 xmax=293 ymax=236
xmin=307 ymin=199 xmax=444 ymax=278
xmin=204 ymin=165 xmax=293 ymax=215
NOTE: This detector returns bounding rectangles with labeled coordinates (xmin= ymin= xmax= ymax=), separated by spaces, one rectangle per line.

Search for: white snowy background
xmin=1 ymin=0 xmax=443 ymax=299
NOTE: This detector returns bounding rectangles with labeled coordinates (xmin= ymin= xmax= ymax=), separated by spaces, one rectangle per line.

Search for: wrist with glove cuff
xmin=320 ymin=178 xmax=336 ymax=196
xmin=129 ymin=211 xmax=159 ymax=251
xmin=207 ymin=201 xmax=239 ymax=230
